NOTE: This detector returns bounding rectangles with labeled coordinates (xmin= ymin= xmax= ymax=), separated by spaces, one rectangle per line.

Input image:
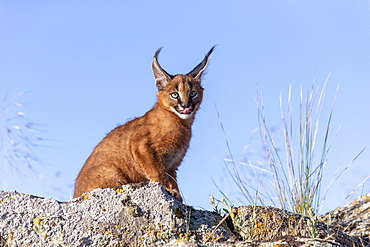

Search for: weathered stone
xmin=320 ymin=193 xmax=370 ymax=246
xmin=161 ymin=236 xmax=342 ymax=247
xmin=0 ymin=181 xmax=232 ymax=246
xmin=0 ymin=181 xmax=369 ymax=246
xmin=232 ymin=205 xmax=362 ymax=246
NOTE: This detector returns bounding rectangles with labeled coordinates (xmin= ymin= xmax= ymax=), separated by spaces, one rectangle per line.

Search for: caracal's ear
xmin=152 ymin=48 xmax=173 ymax=91
xmin=187 ymin=46 xmax=216 ymax=80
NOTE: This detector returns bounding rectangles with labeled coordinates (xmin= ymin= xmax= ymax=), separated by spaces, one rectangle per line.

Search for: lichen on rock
xmin=232 ymin=205 xmax=362 ymax=246
xmin=320 ymin=193 xmax=370 ymax=246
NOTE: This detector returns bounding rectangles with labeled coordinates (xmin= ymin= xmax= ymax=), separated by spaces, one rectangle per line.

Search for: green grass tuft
xmin=219 ymin=75 xmax=368 ymax=217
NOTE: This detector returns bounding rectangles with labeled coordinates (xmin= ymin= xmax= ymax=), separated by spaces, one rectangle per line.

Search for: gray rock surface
xmin=0 ymin=182 xmax=368 ymax=246
xmin=0 ymin=181 xmax=232 ymax=246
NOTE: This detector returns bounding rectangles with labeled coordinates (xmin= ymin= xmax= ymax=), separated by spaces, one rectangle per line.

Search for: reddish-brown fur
xmin=73 ymin=47 xmax=214 ymax=201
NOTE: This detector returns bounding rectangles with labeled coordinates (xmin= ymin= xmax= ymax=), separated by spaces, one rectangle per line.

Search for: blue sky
xmin=1 ymin=1 xmax=370 ymax=214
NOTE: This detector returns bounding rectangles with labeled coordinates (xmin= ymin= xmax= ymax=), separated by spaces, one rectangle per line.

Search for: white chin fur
xmin=172 ymin=109 xmax=193 ymax=119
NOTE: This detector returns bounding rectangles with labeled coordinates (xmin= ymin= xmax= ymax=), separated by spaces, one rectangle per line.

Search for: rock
xmin=162 ymin=237 xmax=343 ymax=247
xmin=230 ymin=205 xmax=362 ymax=246
xmin=0 ymin=181 xmax=368 ymax=246
xmin=320 ymin=193 xmax=370 ymax=246
xmin=0 ymin=181 xmax=232 ymax=246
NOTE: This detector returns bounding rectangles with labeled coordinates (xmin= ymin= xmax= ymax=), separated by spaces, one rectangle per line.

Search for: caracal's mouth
xmin=173 ymin=107 xmax=194 ymax=119
xmin=182 ymin=108 xmax=192 ymax=114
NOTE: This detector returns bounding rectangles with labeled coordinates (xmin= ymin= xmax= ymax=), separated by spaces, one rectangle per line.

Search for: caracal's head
xmin=152 ymin=47 xmax=215 ymax=120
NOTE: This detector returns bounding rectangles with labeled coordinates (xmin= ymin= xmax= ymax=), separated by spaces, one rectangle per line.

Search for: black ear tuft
xmin=152 ymin=48 xmax=173 ymax=91
xmin=187 ymin=45 xmax=216 ymax=79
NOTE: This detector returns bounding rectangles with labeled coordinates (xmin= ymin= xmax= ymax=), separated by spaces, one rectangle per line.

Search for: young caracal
xmin=73 ymin=47 xmax=214 ymax=201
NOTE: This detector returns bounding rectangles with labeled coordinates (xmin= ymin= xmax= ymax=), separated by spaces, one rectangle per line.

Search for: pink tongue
xmin=183 ymin=108 xmax=191 ymax=114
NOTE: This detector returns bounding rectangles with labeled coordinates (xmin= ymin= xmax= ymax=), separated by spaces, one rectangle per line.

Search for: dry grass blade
xmin=214 ymin=102 xmax=262 ymax=205
xmin=1 ymin=92 xmax=47 ymax=188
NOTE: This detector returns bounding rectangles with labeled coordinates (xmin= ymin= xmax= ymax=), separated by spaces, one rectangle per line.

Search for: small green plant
xmin=307 ymin=207 xmax=319 ymax=238
xmin=32 ymin=218 xmax=46 ymax=246
xmin=184 ymin=206 xmax=192 ymax=240
xmin=209 ymin=196 xmax=253 ymax=241
xmin=209 ymin=195 xmax=227 ymax=215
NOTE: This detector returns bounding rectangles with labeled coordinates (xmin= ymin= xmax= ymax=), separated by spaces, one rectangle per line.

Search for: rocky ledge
xmin=0 ymin=181 xmax=368 ymax=246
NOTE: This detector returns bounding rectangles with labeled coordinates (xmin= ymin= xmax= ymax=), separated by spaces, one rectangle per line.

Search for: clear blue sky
xmin=1 ymin=1 xmax=369 ymax=214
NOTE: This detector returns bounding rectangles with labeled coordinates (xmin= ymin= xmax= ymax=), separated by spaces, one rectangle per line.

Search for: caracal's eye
xmin=189 ymin=91 xmax=197 ymax=97
xmin=170 ymin=92 xmax=179 ymax=99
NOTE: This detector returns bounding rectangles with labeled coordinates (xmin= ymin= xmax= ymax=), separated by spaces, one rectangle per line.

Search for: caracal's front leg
xmin=134 ymin=148 xmax=182 ymax=202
